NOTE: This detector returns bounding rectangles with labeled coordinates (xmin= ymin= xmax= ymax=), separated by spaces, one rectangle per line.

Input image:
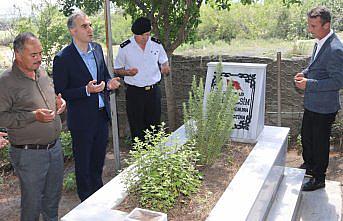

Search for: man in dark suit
xmin=294 ymin=6 xmax=343 ymax=191
xmin=53 ymin=11 xmax=120 ymax=201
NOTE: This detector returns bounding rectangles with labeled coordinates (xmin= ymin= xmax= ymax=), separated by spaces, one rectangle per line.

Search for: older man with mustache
xmin=0 ymin=32 xmax=66 ymax=221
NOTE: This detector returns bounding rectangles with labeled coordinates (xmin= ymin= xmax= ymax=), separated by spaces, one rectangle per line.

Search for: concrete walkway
xmin=298 ymin=179 xmax=342 ymax=221
xmin=286 ymin=150 xmax=343 ymax=221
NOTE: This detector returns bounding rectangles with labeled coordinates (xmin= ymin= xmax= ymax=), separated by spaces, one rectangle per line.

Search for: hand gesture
xmin=294 ymin=72 xmax=307 ymax=90
xmin=87 ymin=80 xmax=105 ymax=93
xmin=295 ymin=77 xmax=307 ymax=90
xmin=107 ymin=77 xmax=121 ymax=90
xmin=127 ymin=68 xmax=138 ymax=76
xmin=294 ymin=72 xmax=304 ymax=81
xmin=34 ymin=109 xmax=55 ymax=123
xmin=56 ymin=93 xmax=66 ymax=114
xmin=0 ymin=132 xmax=9 ymax=149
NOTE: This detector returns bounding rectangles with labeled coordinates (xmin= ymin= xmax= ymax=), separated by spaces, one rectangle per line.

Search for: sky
xmin=0 ymin=0 xmax=32 ymax=18
xmin=0 ymin=0 xmax=57 ymax=19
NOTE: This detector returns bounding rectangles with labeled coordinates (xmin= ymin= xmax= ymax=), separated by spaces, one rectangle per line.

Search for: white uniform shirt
xmin=114 ymin=36 xmax=168 ymax=87
xmin=314 ymin=29 xmax=333 ymax=60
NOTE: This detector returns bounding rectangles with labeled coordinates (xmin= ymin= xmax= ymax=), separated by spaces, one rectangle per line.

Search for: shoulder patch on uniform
xmin=151 ymin=37 xmax=161 ymax=44
xmin=120 ymin=39 xmax=131 ymax=48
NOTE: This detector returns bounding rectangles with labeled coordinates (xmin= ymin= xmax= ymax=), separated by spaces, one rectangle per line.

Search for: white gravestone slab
xmin=205 ymin=62 xmax=267 ymax=143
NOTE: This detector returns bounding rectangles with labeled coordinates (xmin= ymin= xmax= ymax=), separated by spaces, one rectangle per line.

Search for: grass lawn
xmin=174 ymin=38 xmax=314 ymax=59
xmin=174 ymin=32 xmax=343 ymax=59
xmin=0 ymin=31 xmax=342 ymax=68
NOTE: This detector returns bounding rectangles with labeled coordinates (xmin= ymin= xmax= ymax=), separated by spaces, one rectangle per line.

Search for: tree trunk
xmin=163 ymin=56 xmax=177 ymax=131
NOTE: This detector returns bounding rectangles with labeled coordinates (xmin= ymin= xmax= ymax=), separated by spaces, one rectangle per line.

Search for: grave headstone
xmin=204 ymin=62 xmax=267 ymax=143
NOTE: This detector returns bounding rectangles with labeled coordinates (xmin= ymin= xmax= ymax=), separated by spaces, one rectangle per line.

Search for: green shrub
xmin=91 ymin=11 xmax=132 ymax=45
xmin=0 ymin=144 xmax=9 ymax=162
xmin=60 ymin=130 xmax=73 ymax=160
xmin=0 ymin=143 xmax=10 ymax=172
xmin=183 ymin=61 xmax=238 ymax=165
xmin=195 ymin=0 xmax=342 ymax=42
xmin=13 ymin=3 xmax=69 ymax=73
xmin=123 ymin=124 xmax=202 ymax=212
xmin=0 ymin=30 xmax=13 ymax=46
xmin=196 ymin=6 xmax=237 ymax=43
xmin=63 ymin=172 xmax=76 ymax=192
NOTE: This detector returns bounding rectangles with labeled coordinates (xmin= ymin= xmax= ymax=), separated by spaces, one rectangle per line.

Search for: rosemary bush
xmin=0 ymin=143 xmax=11 ymax=173
xmin=123 ymin=124 xmax=202 ymax=212
xmin=63 ymin=172 xmax=76 ymax=192
xmin=183 ymin=62 xmax=238 ymax=165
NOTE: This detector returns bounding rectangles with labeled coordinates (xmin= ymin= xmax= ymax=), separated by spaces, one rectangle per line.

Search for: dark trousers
xmin=126 ymin=84 xmax=161 ymax=141
xmin=70 ymin=110 xmax=109 ymax=201
xmin=9 ymin=140 xmax=63 ymax=221
xmin=301 ymin=109 xmax=336 ymax=181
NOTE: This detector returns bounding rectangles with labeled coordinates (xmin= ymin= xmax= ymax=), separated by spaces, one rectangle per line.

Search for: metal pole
xmin=104 ymin=0 xmax=121 ymax=173
xmin=277 ymin=52 xmax=282 ymax=127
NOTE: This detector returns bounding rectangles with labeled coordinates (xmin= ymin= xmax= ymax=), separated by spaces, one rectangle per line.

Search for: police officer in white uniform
xmin=114 ymin=17 xmax=170 ymax=141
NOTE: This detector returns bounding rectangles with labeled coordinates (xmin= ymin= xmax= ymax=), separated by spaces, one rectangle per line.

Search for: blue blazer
xmin=53 ymin=42 xmax=112 ymax=130
xmin=303 ymin=33 xmax=343 ymax=114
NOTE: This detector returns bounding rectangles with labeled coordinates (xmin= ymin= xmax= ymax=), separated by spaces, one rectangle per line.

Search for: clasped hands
xmin=87 ymin=78 xmax=121 ymax=92
xmin=34 ymin=93 xmax=66 ymax=123
xmin=123 ymin=65 xmax=170 ymax=76
xmin=294 ymin=73 xmax=307 ymax=90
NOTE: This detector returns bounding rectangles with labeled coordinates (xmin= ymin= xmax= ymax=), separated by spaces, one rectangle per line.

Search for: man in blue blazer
xmin=53 ymin=11 xmax=120 ymax=201
xmin=295 ymin=6 xmax=343 ymax=191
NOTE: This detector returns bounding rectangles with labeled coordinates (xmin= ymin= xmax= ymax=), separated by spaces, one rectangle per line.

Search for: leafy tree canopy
xmin=59 ymin=0 xmax=301 ymax=54
xmin=15 ymin=2 xmax=69 ymax=73
xmin=58 ymin=0 xmax=259 ymax=55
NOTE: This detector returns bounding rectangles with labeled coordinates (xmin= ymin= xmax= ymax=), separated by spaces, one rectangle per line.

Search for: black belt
xmin=99 ymin=107 xmax=106 ymax=111
xmin=126 ymin=83 xmax=159 ymax=91
xmin=12 ymin=139 xmax=57 ymax=150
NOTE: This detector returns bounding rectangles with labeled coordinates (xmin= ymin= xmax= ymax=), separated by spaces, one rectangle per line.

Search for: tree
xmin=59 ymin=0 xmax=301 ymax=130
xmin=14 ymin=1 xmax=69 ymax=73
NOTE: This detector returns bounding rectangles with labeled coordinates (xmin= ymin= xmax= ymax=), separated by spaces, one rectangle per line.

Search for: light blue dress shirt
xmin=74 ymin=42 xmax=105 ymax=108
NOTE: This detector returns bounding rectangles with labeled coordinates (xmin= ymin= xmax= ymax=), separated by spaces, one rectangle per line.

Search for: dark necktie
xmin=311 ymin=43 xmax=318 ymax=62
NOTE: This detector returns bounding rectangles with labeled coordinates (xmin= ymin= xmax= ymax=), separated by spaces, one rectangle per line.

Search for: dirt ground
xmin=0 ymin=146 xmax=130 ymax=221
xmin=286 ymin=148 xmax=343 ymax=184
xmin=0 ymin=146 xmax=342 ymax=221
xmin=115 ymin=142 xmax=253 ymax=221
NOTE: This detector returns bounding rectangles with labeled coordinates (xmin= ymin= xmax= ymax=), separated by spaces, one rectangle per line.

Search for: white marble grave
xmin=61 ymin=62 xmax=340 ymax=221
xmin=206 ymin=126 xmax=289 ymax=221
xmin=61 ymin=126 xmax=292 ymax=221
xmin=205 ymin=62 xmax=267 ymax=143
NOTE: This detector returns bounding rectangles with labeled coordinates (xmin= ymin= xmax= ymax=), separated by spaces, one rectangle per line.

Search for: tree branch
xmin=161 ymin=0 xmax=171 ymax=48
xmin=149 ymin=1 xmax=160 ymax=39
xmin=168 ymin=0 xmax=195 ymax=54
xmin=134 ymin=0 xmax=149 ymax=15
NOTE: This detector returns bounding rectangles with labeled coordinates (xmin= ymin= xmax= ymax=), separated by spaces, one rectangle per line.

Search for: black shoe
xmin=302 ymin=178 xmax=325 ymax=191
xmin=299 ymin=163 xmax=307 ymax=169
xmin=305 ymin=169 xmax=314 ymax=177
